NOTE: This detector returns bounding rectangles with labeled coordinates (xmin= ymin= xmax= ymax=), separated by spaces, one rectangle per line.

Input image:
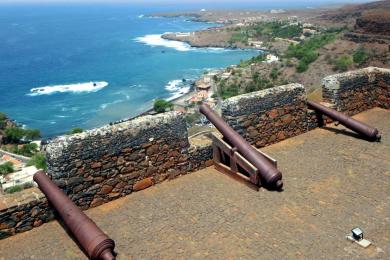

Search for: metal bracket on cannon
xmin=211 ymin=133 xmax=277 ymax=191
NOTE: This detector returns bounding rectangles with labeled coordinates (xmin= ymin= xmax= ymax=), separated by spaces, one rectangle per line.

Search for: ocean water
xmin=0 ymin=5 xmax=260 ymax=137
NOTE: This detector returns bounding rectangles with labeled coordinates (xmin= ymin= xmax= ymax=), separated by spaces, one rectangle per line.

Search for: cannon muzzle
xmin=307 ymin=101 xmax=381 ymax=141
xmin=199 ymin=104 xmax=283 ymax=190
xmin=33 ymin=171 xmax=116 ymax=260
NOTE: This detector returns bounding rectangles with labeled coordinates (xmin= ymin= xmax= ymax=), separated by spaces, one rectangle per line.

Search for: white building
xmin=0 ymin=166 xmax=38 ymax=191
xmin=266 ymin=54 xmax=279 ymax=63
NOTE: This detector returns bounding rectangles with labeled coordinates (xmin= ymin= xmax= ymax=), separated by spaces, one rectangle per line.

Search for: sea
xmin=0 ymin=5 xmax=262 ymax=137
xmin=0 ymin=1 xmax=361 ymax=137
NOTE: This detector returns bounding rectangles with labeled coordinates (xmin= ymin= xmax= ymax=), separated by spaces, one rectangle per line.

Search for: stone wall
xmin=0 ymin=112 xmax=213 ymax=240
xmin=1 ymin=67 xmax=389 ymax=240
xmin=222 ymin=83 xmax=308 ymax=148
xmin=0 ymin=188 xmax=54 ymax=239
xmin=322 ymin=67 xmax=390 ymax=115
xmin=46 ymin=112 xmax=197 ymax=209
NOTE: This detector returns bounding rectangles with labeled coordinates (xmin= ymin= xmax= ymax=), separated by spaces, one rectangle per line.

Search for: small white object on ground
xmin=346 ymin=235 xmax=372 ymax=248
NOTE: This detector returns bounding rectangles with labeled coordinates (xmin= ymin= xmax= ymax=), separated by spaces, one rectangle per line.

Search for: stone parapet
xmin=1 ymin=67 xmax=389 ymax=240
xmin=46 ymin=112 xmax=192 ymax=209
xmin=0 ymin=188 xmax=53 ymax=239
xmin=322 ymin=67 xmax=390 ymax=115
xmin=222 ymin=83 xmax=308 ymax=147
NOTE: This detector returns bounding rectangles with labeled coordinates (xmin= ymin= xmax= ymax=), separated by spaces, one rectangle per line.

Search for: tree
xmin=0 ymin=162 xmax=14 ymax=175
xmin=27 ymin=153 xmax=47 ymax=170
xmin=4 ymin=127 xmax=25 ymax=143
xmin=4 ymin=127 xmax=40 ymax=143
xmin=153 ymin=99 xmax=173 ymax=113
xmin=24 ymin=129 xmax=41 ymax=140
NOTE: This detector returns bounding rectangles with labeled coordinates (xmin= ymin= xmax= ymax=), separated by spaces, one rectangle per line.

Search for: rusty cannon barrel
xmin=307 ymin=100 xmax=381 ymax=141
xmin=199 ymin=104 xmax=283 ymax=190
xmin=33 ymin=171 xmax=116 ymax=260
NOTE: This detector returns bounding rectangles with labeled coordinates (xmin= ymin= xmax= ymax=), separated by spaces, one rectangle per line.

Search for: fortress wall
xmin=1 ymin=112 xmax=212 ymax=239
xmin=1 ymin=67 xmax=389 ymax=240
xmin=322 ymin=67 xmax=390 ymax=115
xmin=222 ymin=83 xmax=308 ymax=148
xmin=0 ymin=188 xmax=54 ymax=239
xmin=44 ymin=112 xmax=211 ymax=209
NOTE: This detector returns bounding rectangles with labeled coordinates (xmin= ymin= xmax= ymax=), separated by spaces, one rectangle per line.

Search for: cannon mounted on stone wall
xmin=308 ymin=101 xmax=381 ymax=141
xmin=33 ymin=171 xmax=116 ymax=260
xmin=199 ymin=104 xmax=283 ymax=191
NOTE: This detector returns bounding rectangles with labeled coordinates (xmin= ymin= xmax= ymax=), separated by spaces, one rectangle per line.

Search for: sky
xmin=0 ymin=0 xmax=375 ymax=4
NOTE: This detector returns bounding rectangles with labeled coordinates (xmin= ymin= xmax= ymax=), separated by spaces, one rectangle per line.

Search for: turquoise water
xmin=0 ymin=5 xmax=259 ymax=137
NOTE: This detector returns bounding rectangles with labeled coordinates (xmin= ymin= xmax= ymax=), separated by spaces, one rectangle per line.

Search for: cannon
xmin=307 ymin=101 xmax=381 ymax=141
xmin=199 ymin=104 xmax=283 ymax=190
xmin=33 ymin=171 xmax=116 ymax=260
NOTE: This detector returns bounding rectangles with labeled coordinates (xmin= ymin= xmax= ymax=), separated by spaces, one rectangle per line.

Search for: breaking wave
xmin=135 ymin=34 xmax=191 ymax=52
xmin=165 ymin=79 xmax=191 ymax=101
xmin=135 ymin=34 xmax=235 ymax=53
xmin=28 ymin=81 xmax=108 ymax=96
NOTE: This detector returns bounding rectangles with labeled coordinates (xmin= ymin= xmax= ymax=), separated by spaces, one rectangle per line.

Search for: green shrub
xmin=185 ymin=112 xmax=201 ymax=125
xmin=70 ymin=127 xmax=83 ymax=134
xmin=5 ymin=185 xmax=22 ymax=194
xmin=17 ymin=143 xmax=38 ymax=157
xmin=24 ymin=129 xmax=41 ymax=140
xmin=153 ymin=99 xmax=173 ymax=113
xmin=0 ymin=112 xmax=6 ymax=121
xmin=286 ymin=32 xmax=338 ymax=71
xmin=302 ymin=51 xmax=319 ymax=64
xmin=27 ymin=153 xmax=47 ymax=170
xmin=353 ymin=48 xmax=369 ymax=65
xmin=4 ymin=127 xmax=25 ymax=143
xmin=245 ymin=84 xmax=257 ymax=93
xmin=221 ymin=84 xmax=240 ymax=100
xmin=0 ymin=162 xmax=14 ymax=175
xmin=4 ymin=127 xmax=40 ymax=143
xmin=270 ymin=68 xmax=279 ymax=80
xmin=249 ymin=21 xmax=302 ymax=39
xmin=297 ymin=60 xmax=309 ymax=73
xmin=334 ymin=55 xmax=353 ymax=72
xmin=239 ymin=54 xmax=266 ymax=68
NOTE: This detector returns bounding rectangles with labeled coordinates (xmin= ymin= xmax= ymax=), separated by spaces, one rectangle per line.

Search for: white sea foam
xmin=100 ymin=99 xmax=124 ymax=110
xmin=165 ymin=79 xmax=191 ymax=101
xmin=134 ymin=34 xmax=192 ymax=52
xmin=138 ymin=14 xmax=144 ymax=18
xmin=54 ymin=115 xmax=71 ymax=118
xmin=61 ymin=107 xmax=80 ymax=112
xmin=28 ymin=81 xmax=108 ymax=96
xmin=135 ymin=34 xmax=235 ymax=53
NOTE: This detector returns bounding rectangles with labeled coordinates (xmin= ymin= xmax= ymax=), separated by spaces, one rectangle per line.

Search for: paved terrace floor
xmin=1 ymin=108 xmax=389 ymax=259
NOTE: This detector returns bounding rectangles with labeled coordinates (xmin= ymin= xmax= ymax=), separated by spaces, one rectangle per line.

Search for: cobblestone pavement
xmin=1 ymin=108 xmax=389 ymax=260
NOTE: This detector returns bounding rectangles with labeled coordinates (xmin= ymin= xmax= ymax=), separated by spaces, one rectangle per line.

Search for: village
xmin=0 ymin=115 xmax=45 ymax=195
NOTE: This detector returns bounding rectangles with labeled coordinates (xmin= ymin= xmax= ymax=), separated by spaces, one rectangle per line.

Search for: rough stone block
xmin=133 ymin=178 xmax=153 ymax=191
